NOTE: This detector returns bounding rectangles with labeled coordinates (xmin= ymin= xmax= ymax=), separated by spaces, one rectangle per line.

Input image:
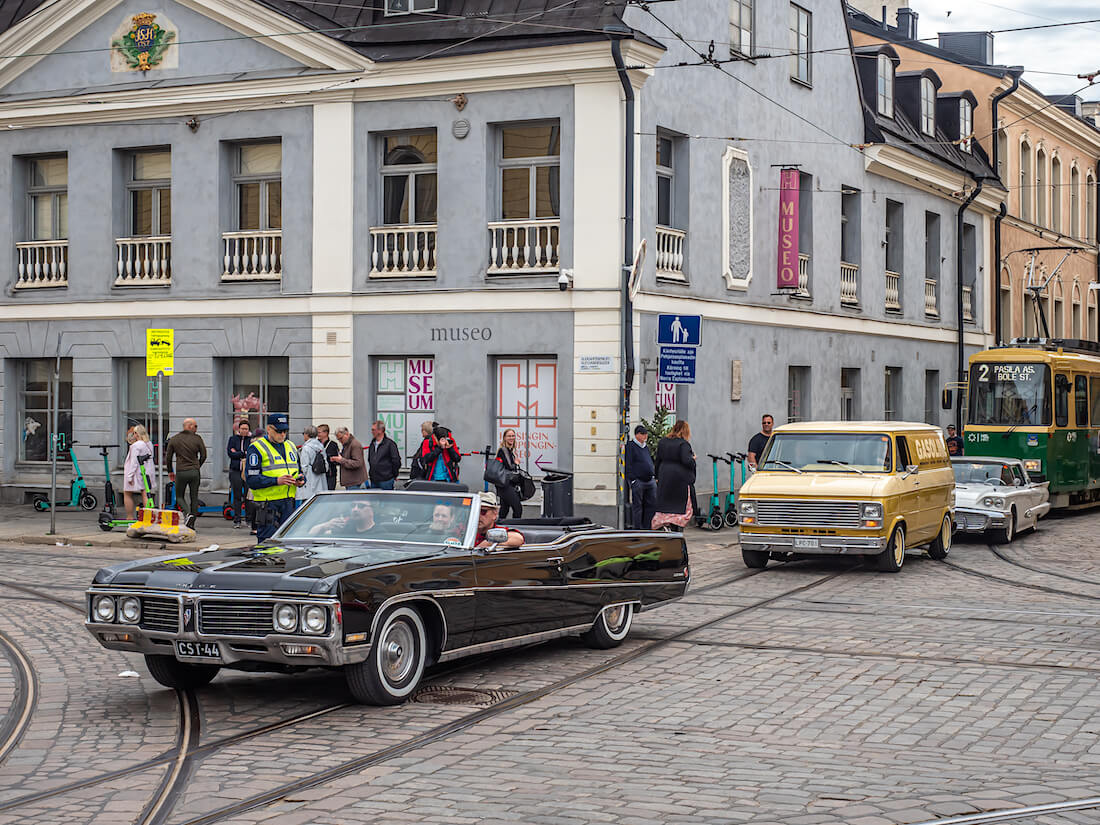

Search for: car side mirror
xmin=941 ymin=389 xmax=953 ymax=411
xmin=906 ymin=464 xmax=919 ymax=475
xmin=485 ymin=528 xmax=509 ymax=546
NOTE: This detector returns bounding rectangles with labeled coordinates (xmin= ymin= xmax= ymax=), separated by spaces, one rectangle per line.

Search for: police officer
xmin=245 ymin=413 xmax=304 ymax=542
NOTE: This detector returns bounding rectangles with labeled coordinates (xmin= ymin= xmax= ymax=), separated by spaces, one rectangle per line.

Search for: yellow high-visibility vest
xmin=251 ymin=436 xmax=299 ymax=502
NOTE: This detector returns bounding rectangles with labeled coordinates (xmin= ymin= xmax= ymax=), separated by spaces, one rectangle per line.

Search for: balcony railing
xmin=885 ymin=270 xmax=901 ymax=312
xmin=962 ymin=285 xmax=974 ymax=322
xmin=840 ymin=262 xmax=859 ymax=306
xmin=370 ymin=225 xmax=437 ymax=277
xmin=655 ymin=225 xmax=686 ymax=281
xmin=791 ymin=253 xmax=811 ymax=299
xmin=924 ymin=278 xmax=939 ymax=317
xmin=15 ymin=240 xmax=68 ymax=289
xmin=222 ymin=230 xmax=282 ymax=281
xmin=115 ymin=237 xmax=171 ymax=286
xmin=487 ymin=219 xmax=559 ymax=274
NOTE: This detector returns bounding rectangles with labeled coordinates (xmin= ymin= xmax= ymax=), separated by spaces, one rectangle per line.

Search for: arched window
xmin=1071 ymin=164 xmax=1081 ymax=238
xmin=1019 ymin=140 xmax=1032 ymax=223
xmin=1089 ymin=289 xmax=1098 ymax=341
xmin=920 ymin=77 xmax=935 ymax=136
xmin=877 ymin=54 xmax=894 ymax=117
xmin=1036 ymin=147 xmax=1047 ymax=226
xmin=1051 ymin=155 xmax=1062 ymax=233
xmin=996 ymin=128 xmax=1008 ymax=183
xmin=1072 ymin=282 xmax=1083 ymax=338
xmin=1053 ymin=279 xmax=1064 ymax=336
xmin=1087 ymin=172 xmax=1096 ymax=244
xmin=959 ymin=99 xmax=973 ymax=153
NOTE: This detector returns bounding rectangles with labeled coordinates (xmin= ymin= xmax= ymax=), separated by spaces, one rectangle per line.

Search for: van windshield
xmin=759 ymin=433 xmax=893 ymax=473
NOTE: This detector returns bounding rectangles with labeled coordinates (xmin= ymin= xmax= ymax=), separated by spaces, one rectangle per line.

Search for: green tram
xmin=963 ymin=340 xmax=1100 ymax=509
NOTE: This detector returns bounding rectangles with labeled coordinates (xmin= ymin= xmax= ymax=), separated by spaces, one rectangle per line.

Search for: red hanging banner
xmin=776 ymin=168 xmax=801 ymax=290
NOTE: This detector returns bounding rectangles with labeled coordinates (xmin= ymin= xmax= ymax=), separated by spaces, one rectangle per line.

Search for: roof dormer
xmin=936 ymin=90 xmax=978 ymax=154
xmin=853 ymin=45 xmax=901 ymax=119
xmin=895 ymin=69 xmax=942 ymax=138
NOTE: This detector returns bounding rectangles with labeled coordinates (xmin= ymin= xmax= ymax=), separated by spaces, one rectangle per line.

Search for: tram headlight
xmin=981 ymin=496 xmax=1006 ymax=509
xmin=302 ymin=605 xmax=327 ymax=635
xmin=1024 ymin=459 xmax=1042 ymax=473
xmin=93 ymin=595 xmax=116 ymax=623
xmin=119 ymin=596 xmax=141 ymax=624
xmin=273 ymin=603 xmax=298 ymax=633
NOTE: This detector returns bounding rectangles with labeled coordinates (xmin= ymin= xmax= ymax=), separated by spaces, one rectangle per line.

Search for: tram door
xmin=1072 ymin=375 xmax=1092 ymax=489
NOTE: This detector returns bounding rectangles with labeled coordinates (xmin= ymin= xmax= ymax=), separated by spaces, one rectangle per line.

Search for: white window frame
xmin=226 ymin=357 xmax=289 ymax=435
xmin=1019 ymin=139 xmax=1032 ymax=223
xmin=656 ymin=133 xmax=675 ymax=229
xmin=1087 ymin=171 xmax=1097 ymax=244
xmin=919 ymin=78 xmax=935 ymax=136
xmin=384 ymin=0 xmax=437 ymax=15
xmin=1051 ymin=154 xmax=1062 ymax=234
xmin=380 ymin=131 xmax=438 ymax=226
xmin=959 ymin=99 xmax=973 ymax=153
xmin=789 ymin=4 xmax=812 ymax=86
xmin=1036 ymin=146 xmax=1047 ymax=226
xmin=1071 ymin=163 xmax=1081 ymax=238
xmin=729 ymin=0 xmax=753 ymax=56
xmin=375 ymin=357 xmax=435 ymax=467
xmin=497 ymin=122 xmax=561 ymax=221
xmin=26 ymin=155 xmax=68 ymax=242
xmin=128 ymin=150 xmax=171 ymax=237
xmin=234 ymin=142 xmax=282 ymax=232
xmin=877 ymin=54 xmax=894 ymax=117
xmin=722 ymin=145 xmax=754 ymax=290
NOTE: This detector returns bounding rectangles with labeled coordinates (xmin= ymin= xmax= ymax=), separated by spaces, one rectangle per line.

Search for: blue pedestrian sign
xmin=657 ymin=314 xmax=701 ymax=347
xmin=658 ymin=346 xmax=697 ymax=384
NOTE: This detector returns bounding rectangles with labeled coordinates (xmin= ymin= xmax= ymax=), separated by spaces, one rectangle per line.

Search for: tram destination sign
xmin=975 ymin=363 xmax=1039 ymax=382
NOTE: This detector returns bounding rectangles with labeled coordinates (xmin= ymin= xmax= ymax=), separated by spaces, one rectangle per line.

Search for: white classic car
xmin=951 ymin=457 xmax=1050 ymax=543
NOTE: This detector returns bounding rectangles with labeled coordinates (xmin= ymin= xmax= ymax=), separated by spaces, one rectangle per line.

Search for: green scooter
xmin=704 ymin=454 xmax=727 ymax=530
xmin=32 ymin=436 xmax=97 ymax=512
xmin=96 ymin=444 xmax=156 ymax=531
xmin=724 ymin=452 xmax=748 ymax=528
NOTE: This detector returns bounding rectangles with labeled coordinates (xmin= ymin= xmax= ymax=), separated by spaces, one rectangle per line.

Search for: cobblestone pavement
xmin=0 ymin=516 xmax=1099 ymax=824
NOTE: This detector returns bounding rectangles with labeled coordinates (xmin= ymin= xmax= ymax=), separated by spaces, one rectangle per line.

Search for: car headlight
xmin=93 ymin=595 xmax=116 ymax=623
xmin=981 ymin=496 xmax=1006 ymax=509
xmin=273 ymin=603 xmax=298 ymax=633
xmin=301 ymin=605 xmax=327 ymax=635
xmin=119 ymin=596 xmax=141 ymax=624
xmin=738 ymin=500 xmax=756 ymax=525
xmin=861 ymin=502 xmax=883 ymax=528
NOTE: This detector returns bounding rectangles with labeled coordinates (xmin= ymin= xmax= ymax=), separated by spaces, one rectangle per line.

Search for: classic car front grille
xmin=957 ymin=512 xmax=988 ymax=531
xmin=139 ymin=597 xmax=180 ymax=632
xmin=755 ymin=500 xmax=863 ymax=529
xmin=198 ymin=600 xmax=275 ymax=637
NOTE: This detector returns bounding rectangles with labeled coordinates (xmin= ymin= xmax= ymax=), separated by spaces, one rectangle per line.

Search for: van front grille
xmin=755 ymin=500 xmax=862 ymax=528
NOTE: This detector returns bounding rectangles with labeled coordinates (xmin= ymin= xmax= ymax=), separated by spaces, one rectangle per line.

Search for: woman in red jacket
xmin=426 ymin=425 xmax=461 ymax=482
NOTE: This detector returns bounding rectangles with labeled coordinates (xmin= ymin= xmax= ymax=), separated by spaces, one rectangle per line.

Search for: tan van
xmin=737 ymin=421 xmax=954 ymax=572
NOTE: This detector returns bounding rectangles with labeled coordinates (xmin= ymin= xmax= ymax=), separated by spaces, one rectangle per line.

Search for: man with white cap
xmin=474 ymin=490 xmax=526 ymax=549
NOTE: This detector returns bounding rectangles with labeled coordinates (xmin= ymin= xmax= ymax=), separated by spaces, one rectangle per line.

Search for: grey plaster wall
xmin=352 ymin=88 xmax=575 ymax=292
xmin=350 ymin=310 xmax=575 ymax=490
xmin=0 ymin=315 xmax=311 ymax=499
xmin=0 ymin=106 xmax=314 ymax=303
xmin=2 ymin=0 xmax=306 ymax=97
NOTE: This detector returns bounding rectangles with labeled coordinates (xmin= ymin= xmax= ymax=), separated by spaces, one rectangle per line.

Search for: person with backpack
xmin=409 ymin=421 xmax=437 ymax=481
xmin=297 ymin=425 xmax=329 ymax=505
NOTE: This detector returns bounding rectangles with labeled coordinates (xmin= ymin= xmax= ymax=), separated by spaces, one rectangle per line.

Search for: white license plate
xmin=175 ymin=640 xmax=222 ymax=661
xmin=793 ymin=537 xmax=819 ymax=550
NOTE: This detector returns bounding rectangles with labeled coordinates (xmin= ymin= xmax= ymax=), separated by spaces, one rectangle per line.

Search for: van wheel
xmin=926 ymin=515 xmax=952 ymax=560
xmin=876 ymin=525 xmax=906 ymax=573
xmin=742 ymin=548 xmax=769 ymax=569
xmin=994 ymin=508 xmax=1016 ymax=544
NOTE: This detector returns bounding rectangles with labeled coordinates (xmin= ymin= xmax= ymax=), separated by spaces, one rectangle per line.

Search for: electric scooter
xmin=32 ymin=437 xmax=98 ymax=512
xmin=704 ymin=454 xmax=727 ymax=530
xmin=98 ymin=449 xmax=156 ymax=531
xmin=93 ymin=444 xmax=126 ymax=531
xmin=724 ymin=452 xmax=748 ymax=528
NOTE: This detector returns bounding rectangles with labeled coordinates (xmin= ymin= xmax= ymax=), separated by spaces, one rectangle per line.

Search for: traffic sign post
xmin=657 ymin=314 xmax=702 ymax=347
xmin=658 ymin=346 xmax=697 ymax=384
xmin=147 ymin=329 xmax=173 ymax=503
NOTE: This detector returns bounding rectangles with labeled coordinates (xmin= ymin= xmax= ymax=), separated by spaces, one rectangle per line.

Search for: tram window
xmin=1054 ymin=374 xmax=1070 ymax=428
xmin=1075 ymin=376 xmax=1089 ymax=427
xmin=1091 ymin=377 xmax=1100 ymax=426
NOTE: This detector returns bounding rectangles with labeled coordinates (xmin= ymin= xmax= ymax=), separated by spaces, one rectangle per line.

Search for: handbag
xmin=483 ymin=458 xmax=509 ymax=487
xmin=513 ymin=469 xmax=536 ymax=501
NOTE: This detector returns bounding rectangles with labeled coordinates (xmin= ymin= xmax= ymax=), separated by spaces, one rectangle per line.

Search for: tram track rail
xmin=908 ymin=794 xmax=1100 ymax=824
xmin=0 ymin=628 xmax=36 ymax=771
xmin=987 ymin=544 xmax=1100 ymax=588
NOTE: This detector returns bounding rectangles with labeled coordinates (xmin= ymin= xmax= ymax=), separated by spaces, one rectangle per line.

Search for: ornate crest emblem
xmin=112 ymin=13 xmax=176 ymax=72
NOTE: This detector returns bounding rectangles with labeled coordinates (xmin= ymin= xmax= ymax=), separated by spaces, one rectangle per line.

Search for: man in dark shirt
xmin=625 ymin=425 xmax=657 ymax=530
xmin=317 ymin=424 xmax=340 ymax=490
xmin=945 ymin=425 xmax=964 ymax=456
xmin=366 ymin=420 xmax=402 ymax=490
xmin=226 ymin=420 xmax=252 ymax=527
xmin=747 ymin=414 xmax=774 ymax=469
xmin=165 ymin=418 xmax=207 ymax=530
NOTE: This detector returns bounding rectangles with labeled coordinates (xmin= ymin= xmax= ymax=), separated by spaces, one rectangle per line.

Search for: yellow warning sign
xmin=146 ymin=329 xmax=173 ymax=376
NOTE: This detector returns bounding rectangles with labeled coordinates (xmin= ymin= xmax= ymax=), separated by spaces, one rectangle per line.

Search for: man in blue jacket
xmin=625 ymin=425 xmax=657 ymax=530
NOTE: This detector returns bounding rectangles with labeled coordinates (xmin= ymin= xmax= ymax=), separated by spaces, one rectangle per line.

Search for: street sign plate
xmin=657 ymin=314 xmax=701 ymax=347
xmin=146 ymin=329 xmax=173 ymax=376
xmin=658 ymin=346 xmax=696 ymax=384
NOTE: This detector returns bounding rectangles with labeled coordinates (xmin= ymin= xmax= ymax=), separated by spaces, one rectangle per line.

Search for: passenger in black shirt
xmin=945 ymin=425 xmax=964 ymax=456
xmin=747 ymin=414 xmax=775 ymax=469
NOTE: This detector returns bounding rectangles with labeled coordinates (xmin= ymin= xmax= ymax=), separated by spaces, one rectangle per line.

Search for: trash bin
xmin=540 ymin=468 xmax=574 ymax=518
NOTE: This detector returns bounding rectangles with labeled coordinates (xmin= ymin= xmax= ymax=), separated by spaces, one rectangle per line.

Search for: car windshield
xmin=759 ymin=433 xmax=893 ymax=473
xmin=953 ymin=462 xmax=1010 ymax=486
xmin=277 ymin=492 xmax=474 ymax=547
xmin=968 ymin=362 xmax=1051 ymax=427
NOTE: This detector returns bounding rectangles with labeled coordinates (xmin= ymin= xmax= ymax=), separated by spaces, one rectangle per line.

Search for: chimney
xmin=938 ymin=31 xmax=994 ymax=65
xmin=896 ymin=7 xmax=918 ymax=40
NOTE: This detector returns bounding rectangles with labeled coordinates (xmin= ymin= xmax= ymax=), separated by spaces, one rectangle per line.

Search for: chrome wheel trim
xmin=601 ymin=604 xmax=633 ymax=640
xmin=940 ymin=517 xmax=952 ymax=555
xmin=380 ymin=620 xmax=417 ymax=685
xmin=893 ymin=527 xmax=906 ymax=567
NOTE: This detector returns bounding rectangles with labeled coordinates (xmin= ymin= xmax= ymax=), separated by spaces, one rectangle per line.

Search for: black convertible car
xmin=85 ymin=490 xmax=690 ymax=704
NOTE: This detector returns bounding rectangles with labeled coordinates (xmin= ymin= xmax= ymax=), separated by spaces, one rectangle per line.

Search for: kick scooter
xmin=724 ymin=452 xmax=748 ymax=527
xmin=99 ymin=452 xmax=156 ymax=531
xmin=704 ymin=454 xmax=727 ymax=530
xmin=32 ymin=437 xmax=98 ymax=512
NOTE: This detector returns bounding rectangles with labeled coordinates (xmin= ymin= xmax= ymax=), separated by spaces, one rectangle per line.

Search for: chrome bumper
xmin=954 ymin=508 xmax=1007 ymax=533
xmin=740 ymin=533 xmax=886 ymax=555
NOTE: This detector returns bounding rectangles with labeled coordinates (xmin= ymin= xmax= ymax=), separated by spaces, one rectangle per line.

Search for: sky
xmin=901 ymin=0 xmax=1100 ymax=100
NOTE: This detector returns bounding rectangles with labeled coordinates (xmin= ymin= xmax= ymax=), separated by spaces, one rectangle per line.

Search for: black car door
xmin=471 ymin=547 xmax=566 ymax=644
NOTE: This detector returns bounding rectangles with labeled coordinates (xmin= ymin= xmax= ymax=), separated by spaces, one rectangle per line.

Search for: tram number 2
xmin=977 ymin=364 xmax=990 ymax=382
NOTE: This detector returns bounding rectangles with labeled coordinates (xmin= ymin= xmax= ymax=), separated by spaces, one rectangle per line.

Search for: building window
xmin=876 ymin=54 xmax=894 ymax=117
xmin=1073 ymin=284 xmax=1083 ymax=338
xmin=226 ymin=358 xmax=289 ymax=434
xmin=384 ymin=0 xmax=437 ymax=14
xmin=495 ymin=358 xmax=559 ymax=476
xmin=924 ymin=369 xmax=940 ymax=424
xmin=27 ymin=156 xmax=67 ymax=241
xmin=841 ymin=368 xmax=859 ymax=421
xmin=376 ymin=357 xmax=435 ymax=467
xmin=1020 ymin=141 xmax=1032 ymax=223
xmin=925 ymin=212 xmax=941 ymax=314
xmin=499 ymin=123 xmax=560 ymax=221
xmin=129 ymin=150 xmax=171 ymax=236
xmin=958 ymin=99 xmax=973 ymax=153
xmin=1036 ymin=147 xmax=1047 ymax=226
xmin=657 ymin=133 xmax=675 ymax=228
xmin=1050 ymin=155 xmax=1063 ymax=233
xmin=729 ymin=0 xmax=753 ymax=56
xmin=1089 ymin=292 xmax=1097 ymax=340
xmin=1087 ymin=172 xmax=1096 ymax=244
xmin=1071 ymin=165 xmax=1081 ymax=238
xmin=885 ymin=199 xmax=904 ymax=274
xmin=19 ymin=358 xmax=72 ymax=463
xmin=919 ymin=78 xmax=935 ymax=136
xmin=1053 ymin=281 xmax=1065 ymax=336
xmin=787 ymin=366 xmax=810 ymax=423
xmin=235 ymin=143 xmax=281 ymax=231
xmin=840 ymin=187 xmax=860 ymax=265
xmin=382 ymin=131 xmax=437 ymax=225
xmin=962 ymin=221 xmax=977 ymax=321
xmin=996 ymin=128 xmax=1008 ymax=184
xmin=119 ymin=358 xmax=170 ymax=458
xmin=789 ymin=5 xmax=812 ymax=85
xmin=884 ymin=366 xmax=902 ymax=420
